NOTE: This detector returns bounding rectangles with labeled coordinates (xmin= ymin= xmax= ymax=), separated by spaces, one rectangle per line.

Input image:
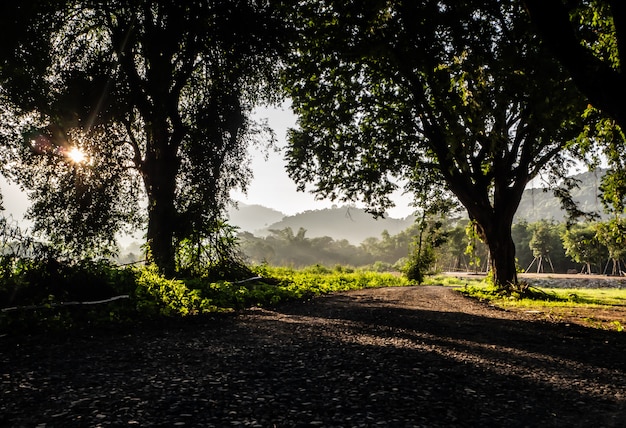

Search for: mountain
xmin=265 ymin=207 xmax=416 ymax=243
xmin=515 ymin=169 xmax=607 ymax=223
xmin=227 ymin=203 xmax=286 ymax=234
xmin=228 ymin=204 xmax=416 ymax=244
xmin=228 ymin=169 xmax=607 ymax=243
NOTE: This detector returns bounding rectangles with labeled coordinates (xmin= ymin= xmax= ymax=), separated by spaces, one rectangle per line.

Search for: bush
xmin=2 ymin=258 xmax=412 ymax=335
xmin=0 ymin=257 xmax=138 ymax=334
xmin=403 ymin=246 xmax=436 ymax=284
xmin=134 ymin=265 xmax=216 ymax=316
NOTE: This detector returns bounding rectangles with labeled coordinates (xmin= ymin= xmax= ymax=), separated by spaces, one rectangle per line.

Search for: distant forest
xmin=118 ymin=169 xmax=615 ymax=274
xmin=221 ymin=169 xmax=618 ymax=274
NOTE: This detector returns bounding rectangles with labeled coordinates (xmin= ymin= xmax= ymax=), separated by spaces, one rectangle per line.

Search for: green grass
xmin=9 ymin=260 xmax=625 ymax=334
xmin=455 ymin=280 xmax=626 ymax=309
xmin=506 ymin=287 xmax=626 ymax=308
xmin=453 ymin=281 xmax=626 ymax=332
xmin=143 ymin=264 xmax=413 ymax=314
xmin=1 ymin=264 xmax=414 ymax=334
xmin=422 ymin=274 xmax=486 ymax=288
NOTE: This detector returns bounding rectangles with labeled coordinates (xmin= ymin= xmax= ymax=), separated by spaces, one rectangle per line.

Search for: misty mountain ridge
xmin=514 ymin=168 xmax=608 ymax=223
xmin=227 ymin=203 xmax=416 ymax=244
xmin=226 ymin=202 xmax=285 ymax=234
xmin=227 ymin=169 xmax=609 ymax=244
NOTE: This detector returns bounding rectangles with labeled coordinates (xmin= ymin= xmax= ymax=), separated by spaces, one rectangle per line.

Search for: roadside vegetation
xmin=4 ymin=244 xmax=626 ymax=335
xmin=0 ymin=256 xmax=412 ymax=335
xmin=3 ymin=210 xmax=626 ymax=335
xmin=1 ymin=0 xmax=625 ymax=333
xmin=448 ymin=275 xmax=626 ymax=332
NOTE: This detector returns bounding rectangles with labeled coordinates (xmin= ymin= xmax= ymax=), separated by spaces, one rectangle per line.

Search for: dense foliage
xmin=3 ymin=1 xmax=626 ymax=332
xmin=3 ymin=210 xmax=625 ymax=334
xmin=236 ymin=218 xmax=626 ymax=276
xmin=0 ymin=0 xmax=287 ymax=274
xmin=0 ymin=248 xmax=411 ymax=335
xmin=284 ymin=0 xmax=593 ymax=289
xmin=523 ymin=1 xmax=626 ymax=218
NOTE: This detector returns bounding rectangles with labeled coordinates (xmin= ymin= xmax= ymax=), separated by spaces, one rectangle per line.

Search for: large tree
xmin=523 ymin=0 xmax=626 ymax=213
xmin=284 ymin=0 xmax=589 ymax=289
xmin=0 ymin=1 xmax=286 ymax=273
xmin=523 ymin=0 xmax=626 ymax=129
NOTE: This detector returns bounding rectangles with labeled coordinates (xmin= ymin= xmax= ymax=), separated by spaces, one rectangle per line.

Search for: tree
xmin=241 ymin=227 xmax=374 ymax=267
xmin=595 ymin=218 xmax=626 ymax=275
xmin=523 ymin=1 xmax=626 ymax=128
xmin=284 ymin=0 xmax=589 ymax=290
xmin=0 ymin=1 xmax=286 ymax=274
xmin=512 ymin=221 xmax=533 ymax=270
xmin=436 ymin=222 xmax=474 ymax=272
xmin=523 ymin=1 xmax=626 ymax=215
xmin=527 ymin=220 xmax=560 ymax=273
xmin=562 ymin=223 xmax=608 ymax=273
xmin=404 ymin=176 xmax=457 ymax=282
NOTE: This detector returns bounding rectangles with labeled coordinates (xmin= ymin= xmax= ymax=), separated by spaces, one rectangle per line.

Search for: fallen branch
xmin=233 ymin=276 xmax=263 ymax=284
xmin=1 ymin=295 xmax=130 ymax=313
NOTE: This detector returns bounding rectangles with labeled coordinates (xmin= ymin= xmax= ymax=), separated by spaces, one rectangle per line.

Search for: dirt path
xmin=2 ymin=286 xmax=625 ymax=427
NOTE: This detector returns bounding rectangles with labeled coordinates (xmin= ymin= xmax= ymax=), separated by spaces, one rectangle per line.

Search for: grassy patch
xmin=453 ymin=279 xmax=626 ymax=331
xmin=2 ymin=263 xmax=413 ymax=334
xmin=422 ymin=274 xmax=487 ymax=288
xmin=458 ymin=281 xmax=626 ymax=309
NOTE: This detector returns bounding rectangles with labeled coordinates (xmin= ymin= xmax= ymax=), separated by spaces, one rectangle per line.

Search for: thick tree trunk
xmin=142 ymin=129 xmax=180 ymax=276
xmin=479 ymin=219 xmax=518 ymax=289
xmin=452 ymin=174 xmax=524 ymax=291
xmin=146 ymin=184 xmax=177 ymax=276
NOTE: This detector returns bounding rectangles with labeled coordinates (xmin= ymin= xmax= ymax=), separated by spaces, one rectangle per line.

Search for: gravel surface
xmin=1 ymin=285 xmax=625 ymax=427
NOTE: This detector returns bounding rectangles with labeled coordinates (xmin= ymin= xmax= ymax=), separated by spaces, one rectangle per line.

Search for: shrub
xmin=403 ymin=245 xmax=436 ymax=284
xmin=134 ymin=265 xmax=216 ymax=316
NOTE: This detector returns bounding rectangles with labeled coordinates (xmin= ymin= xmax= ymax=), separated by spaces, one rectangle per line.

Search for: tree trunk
xmin=479 ymin=219 xmax=518 ymax=289
xmin=146 ymin=185 xmax=177 ymax=276
xmin=142 ymin=130 xmax=180 ymax=276
xmin=457 ymin=178 xmax=523 ymax=291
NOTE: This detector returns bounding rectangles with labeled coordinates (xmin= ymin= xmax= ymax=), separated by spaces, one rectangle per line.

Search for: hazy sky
xmin=0 ymin=104 xmax=416 ymax=221
xmin=236 ymin=104 xmax=415 ymax=218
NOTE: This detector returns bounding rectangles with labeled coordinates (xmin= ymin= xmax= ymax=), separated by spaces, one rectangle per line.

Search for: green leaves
xmin=284 ymin=0 xmax=591 ymax=287
xmin=15 ymin=125 xmax=142 ymax=259
xmin=0 ymin=0 xmax=289 ymax=272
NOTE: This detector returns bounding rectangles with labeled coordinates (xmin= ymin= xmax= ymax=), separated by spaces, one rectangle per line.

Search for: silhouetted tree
xmin=285 ymin=0 xmax=590 ymax=290
xmin=0 ymin=0 xmax=287 ymax=273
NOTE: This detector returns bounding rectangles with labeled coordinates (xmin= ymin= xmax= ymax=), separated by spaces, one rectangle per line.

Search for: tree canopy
xmin=523 ymin=0 xmax=626 ymax=214
xmin=524 ymin=0 xmax=625 ymax=128
xmin=0 ymin=0 xmax=287 ymax=273
xmin=284 ymin=0 xmax=590 ymax=288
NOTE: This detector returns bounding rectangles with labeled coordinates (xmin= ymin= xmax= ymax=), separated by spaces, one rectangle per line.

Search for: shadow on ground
xmin=1 ymin=286 xmax=625 ymax=427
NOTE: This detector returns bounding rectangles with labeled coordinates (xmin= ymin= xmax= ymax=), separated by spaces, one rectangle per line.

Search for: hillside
xmin=515 ymin=169 xmax=607 ymax=223
xmin=228 ymin=204 xmax=415 ymax=244
xmin=228 ymin=169 xmax=608 ymax=244
xmin=266 ymin=207 xmax=416 ymax=243
xmin=226 ymin=203 xmax=286 ymax=234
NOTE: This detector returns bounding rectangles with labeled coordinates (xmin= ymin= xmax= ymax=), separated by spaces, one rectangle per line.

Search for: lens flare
xmin=67 ymin=147 xmax=87 ymax=163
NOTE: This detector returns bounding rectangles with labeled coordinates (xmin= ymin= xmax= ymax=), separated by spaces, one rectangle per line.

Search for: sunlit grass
xmin=422 ymin=274 xmax=487 ymax=288
xmin=506 ymin=287 xmax=626 ymax=308
xmin=456 ymin=280 xmax=626 ymax=309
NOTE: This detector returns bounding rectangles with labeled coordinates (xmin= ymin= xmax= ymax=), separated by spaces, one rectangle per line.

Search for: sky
xmin=233 ymin=104 xmax=416 ymax=218
xmin=0 ymin=104 xmax=416 ymax=222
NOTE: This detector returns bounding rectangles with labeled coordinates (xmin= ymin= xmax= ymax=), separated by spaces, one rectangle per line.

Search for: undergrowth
xmin=0 ymin=262 xmax=411 ymax=335
xmin=459 ymin=281 xmax=626 ymax=308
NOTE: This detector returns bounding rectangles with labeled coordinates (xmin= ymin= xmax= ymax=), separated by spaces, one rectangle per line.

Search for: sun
xmin=66 ymin=147 xmax=87 ymax=163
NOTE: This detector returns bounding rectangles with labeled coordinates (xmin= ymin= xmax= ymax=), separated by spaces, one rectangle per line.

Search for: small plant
xmin=134 ymin=265 xmax=215 ymax=316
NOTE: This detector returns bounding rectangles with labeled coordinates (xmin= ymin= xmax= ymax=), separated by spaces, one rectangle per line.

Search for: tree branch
xmin=523 ymin=0 xmax=626 ymax=128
